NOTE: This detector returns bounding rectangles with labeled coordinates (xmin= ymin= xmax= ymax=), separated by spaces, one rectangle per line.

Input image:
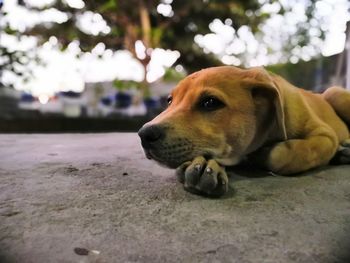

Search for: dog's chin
xmin=143 ymin=149 xmax=192 ymax=169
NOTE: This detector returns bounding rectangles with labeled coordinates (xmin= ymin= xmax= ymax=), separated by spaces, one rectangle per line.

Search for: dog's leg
xmin=252 ymin=133 xmax=338 ymax=175
xmin=176 ymin=156 xmax=228 ymax=197
xmin=323 ymin=86 xmax=350 ymax=124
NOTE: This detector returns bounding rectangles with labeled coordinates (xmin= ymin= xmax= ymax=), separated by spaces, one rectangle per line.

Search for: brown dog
xmin=138 ymin=66 xmax=350 ymax=196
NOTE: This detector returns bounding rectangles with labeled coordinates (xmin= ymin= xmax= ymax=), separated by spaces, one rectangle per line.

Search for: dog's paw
xmin=331 ymin=139 xmax=350 ymax=164
xmin=175 ymin=156 xmax=228 ymax=197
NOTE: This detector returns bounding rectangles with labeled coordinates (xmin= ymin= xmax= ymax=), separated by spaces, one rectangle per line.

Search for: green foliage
xmin=0 ymin=17 xmax=38 ymax=88
xmin=0 ymin=46 xmax=32 ymax=88
xmin=20 ymin=0 xmax=267 ymax=72
xmin=267 ymin=56 xmax=335 ymax=91
xmin=162 ymin=67 xmax=186 ymax=83
xmin=99 ymin=0 xmax=118 ymax=13
xmin=1 ymin=0 xmax=329 ymax=91
xmin=113 ymin=80 xmax=142 ymax=91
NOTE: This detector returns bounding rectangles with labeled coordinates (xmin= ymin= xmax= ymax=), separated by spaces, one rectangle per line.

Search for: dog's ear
xmin=245 ymin=67 xmax=287 ymax=141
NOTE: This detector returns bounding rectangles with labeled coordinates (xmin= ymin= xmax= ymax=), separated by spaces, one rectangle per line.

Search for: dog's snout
xmin=138 ymin=125 xmax=165 ymax=148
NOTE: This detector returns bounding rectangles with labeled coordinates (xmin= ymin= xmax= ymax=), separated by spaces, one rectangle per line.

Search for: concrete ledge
xmin=0 ymin=116 xmax=151 ymax=133
xmin=0 ymin=133 xmax=349 ymax=262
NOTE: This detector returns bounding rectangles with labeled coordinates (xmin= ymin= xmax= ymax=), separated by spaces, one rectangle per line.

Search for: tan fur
xmin=143 ymin=66 xmax=350 ymax=175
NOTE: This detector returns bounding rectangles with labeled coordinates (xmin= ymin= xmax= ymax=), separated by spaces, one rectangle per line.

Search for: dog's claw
xmin=175 ymin=161 xmax=191 ymax=184
xmin=176 ymin=157 xmax=228 ymax=197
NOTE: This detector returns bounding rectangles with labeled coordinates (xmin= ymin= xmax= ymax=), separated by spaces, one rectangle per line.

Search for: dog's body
xmin=139 ymin=66 xmax=350 ymax=196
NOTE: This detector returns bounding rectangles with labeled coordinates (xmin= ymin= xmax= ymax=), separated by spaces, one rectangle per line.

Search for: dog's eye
xmin=199 ymin=96 xmax=225 ymax=111
xmin=167 ymin=95 xmax=172 ymax=106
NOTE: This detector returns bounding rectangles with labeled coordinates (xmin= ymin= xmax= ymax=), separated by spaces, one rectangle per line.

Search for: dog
xmin=138 ymin=66 xmax=350 ymax=196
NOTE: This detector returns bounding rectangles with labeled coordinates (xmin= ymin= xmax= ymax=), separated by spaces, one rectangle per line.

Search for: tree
xmin=17 ymin=0 xmax=269 ymax=87
xmin=1 ymin=0 xmax=332 ymax=91
xmin=0 ymin=1 xmax=32 ymax=89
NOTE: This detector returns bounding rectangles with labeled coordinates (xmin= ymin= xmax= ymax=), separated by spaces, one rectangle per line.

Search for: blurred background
xmin=0 ymin=0 xmax=349 ymax=132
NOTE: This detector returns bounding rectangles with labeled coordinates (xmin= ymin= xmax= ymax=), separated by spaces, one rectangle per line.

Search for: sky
xmin=0 ymin=0 xmax=349 ymax=97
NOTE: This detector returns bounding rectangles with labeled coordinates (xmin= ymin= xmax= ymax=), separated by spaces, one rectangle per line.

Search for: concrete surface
xmin=0 ymin=133 xmax=349 ymax=263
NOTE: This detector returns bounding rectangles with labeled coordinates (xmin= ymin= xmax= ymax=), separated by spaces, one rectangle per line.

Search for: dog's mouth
xmin=141 ymin=138 xmax=197 ymax=168
xmin=143 ymin=148 xmax=191 ymax=168
xmin=143 ymin=148 xmax=220 ymax=170
xmin=143 ymin=149 xmax=170 ymax=167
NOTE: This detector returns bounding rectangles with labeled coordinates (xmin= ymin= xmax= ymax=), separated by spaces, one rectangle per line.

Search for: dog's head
xmin=138 ymin=66 xmax=287 ymax=168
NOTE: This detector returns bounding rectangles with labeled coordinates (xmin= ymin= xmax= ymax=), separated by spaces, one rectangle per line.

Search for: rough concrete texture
xmin=0 ymin=133 xmax=349 ymax=263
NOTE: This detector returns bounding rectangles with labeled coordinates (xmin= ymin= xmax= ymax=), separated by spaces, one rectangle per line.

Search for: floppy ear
xmin=245 ymin=67 xmax=288 ymax=141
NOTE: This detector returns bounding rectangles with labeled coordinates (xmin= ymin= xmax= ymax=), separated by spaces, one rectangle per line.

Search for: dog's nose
xmin=138 ymin=125 xmax=165 ymax=148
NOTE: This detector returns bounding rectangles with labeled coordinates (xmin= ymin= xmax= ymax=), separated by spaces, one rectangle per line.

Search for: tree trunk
xmin=121 ymin=0 xmax=153 ymax=96
xmin=139 ymin=0 xmax=152 ymax=49
xmin=138 ymin=0 xmax=152 ymax=95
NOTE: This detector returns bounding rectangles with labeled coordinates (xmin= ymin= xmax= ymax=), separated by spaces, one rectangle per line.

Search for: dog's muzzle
xmin=138 ymin=124 xmax=167 ymax=161
xmin=138 ymin=124 xmax=195 ymax=168
xmin=138 ymin=124 xmax=165 ymax=150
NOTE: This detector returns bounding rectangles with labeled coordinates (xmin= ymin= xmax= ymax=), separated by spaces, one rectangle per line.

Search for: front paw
xmin=331 ymin=139 xmax=350 ymax=164
xmin=175 ymin=156 xmax=228 ymax=197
